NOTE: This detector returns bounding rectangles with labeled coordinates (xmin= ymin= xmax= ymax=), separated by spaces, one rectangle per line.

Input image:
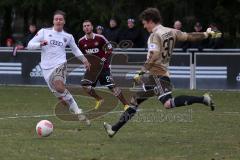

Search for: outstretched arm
xmin=175 ymin=28 xmax=215 ymax=42
xmin=186 ymin=32 xmax=209 ymax=42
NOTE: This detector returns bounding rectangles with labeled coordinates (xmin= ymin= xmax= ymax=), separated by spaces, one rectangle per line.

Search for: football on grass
xmin=36 ymin=120 xmax=53 ymax=137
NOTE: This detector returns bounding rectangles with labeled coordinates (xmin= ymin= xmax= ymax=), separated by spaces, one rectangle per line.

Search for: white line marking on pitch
xmin=0 ymin=109 xmax=145 ymax=120
xmin=0 ymin=109 xmax=239 ymax=120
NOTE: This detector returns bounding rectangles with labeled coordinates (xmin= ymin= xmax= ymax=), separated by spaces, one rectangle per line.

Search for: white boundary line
xmin=0 ymin=109 xmax=239 ymax=120
xmin=1 ymin=84 xmax=240 ymax=92
xmin=0 ymin=109 xmax=142 ymax=120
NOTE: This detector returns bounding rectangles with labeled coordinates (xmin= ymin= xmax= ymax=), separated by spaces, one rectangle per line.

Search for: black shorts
xmin=137 ymin=75 xmax=173 ymax=104
xmin=82 ymin=68 xmax=114 ymax=87
xmin=92 ymin=68 xmax=114 ymax=87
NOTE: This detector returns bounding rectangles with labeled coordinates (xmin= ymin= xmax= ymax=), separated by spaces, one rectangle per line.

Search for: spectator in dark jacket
xmin=95 ymin=25 xmax=104 ymax=35
xmin=17 ymin=24 xmax=37 ymax=49
xmin=207 ymin=23 xmax=224 ymax=49
xmin=120 ymin=18 xmax=142 ymax=48
xmin=23 ymin=24 xmax=37 ymax=47
xmin=173 ymin=20 xmax=189 ymax=51
xmin=104 ymin=18 xmax=121 ymax=44
xmin=173 ymin=20 xmax=182 ymax=30
xmin=189 ymin=22 xmax=207 ymax=51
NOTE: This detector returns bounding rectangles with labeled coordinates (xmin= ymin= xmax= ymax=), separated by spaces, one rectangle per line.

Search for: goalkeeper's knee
xmin=158 ymin=92 xmax=173 ymax=109
xmin=163 ymin=100 xmax=172 ymax=109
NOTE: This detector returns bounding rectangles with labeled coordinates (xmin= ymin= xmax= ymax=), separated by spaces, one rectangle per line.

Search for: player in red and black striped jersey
xmin=78 ymin=20 xmax=130 ymax=110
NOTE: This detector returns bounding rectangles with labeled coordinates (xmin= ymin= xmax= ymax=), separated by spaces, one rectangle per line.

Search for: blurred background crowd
xmin=0 ymin=0 xmax=239 ymax=49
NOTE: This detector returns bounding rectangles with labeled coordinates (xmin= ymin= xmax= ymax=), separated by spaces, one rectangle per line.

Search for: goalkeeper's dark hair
xmin=53 ymin=10 xmax=66 ymax=19
xmin=139 ymin=8 xmax=162 ymax=24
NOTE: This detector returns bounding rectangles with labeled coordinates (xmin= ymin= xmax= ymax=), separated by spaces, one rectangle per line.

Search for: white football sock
xmin=55 ymin=89 xmax=82 ymax=114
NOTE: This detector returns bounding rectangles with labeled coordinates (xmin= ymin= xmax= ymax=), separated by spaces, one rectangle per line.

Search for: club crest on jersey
xmin=148 ymin=43 xmax=158 ymax=51
xmin=84 ymin=44 xmax=87 ymax=48
xmin=48 ymin=34 xmax=52 ymax=37
xmin=63 ymin=38 xmax=67 ymax=42
xmin=94 ymin=42 xmax=99 ymax=46
xmin=148 ymin=43 xmax=157 ymax=49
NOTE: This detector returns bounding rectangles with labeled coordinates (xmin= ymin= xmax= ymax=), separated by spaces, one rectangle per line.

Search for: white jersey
xmin=27 ymin=27 xmax=85 ymax=69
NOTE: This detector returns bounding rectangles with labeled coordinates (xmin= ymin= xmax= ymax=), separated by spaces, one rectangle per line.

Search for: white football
xmin=36 ymin=120 xmax=53 ymax=137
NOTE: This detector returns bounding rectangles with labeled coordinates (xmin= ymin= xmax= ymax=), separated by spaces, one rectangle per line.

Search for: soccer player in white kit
xmin=27 ymin=10 xmax=91 ymax=123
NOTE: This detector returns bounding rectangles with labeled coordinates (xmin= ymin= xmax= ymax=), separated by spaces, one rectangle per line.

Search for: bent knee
xmin=53 ymin=80 xmax=65 ymax=93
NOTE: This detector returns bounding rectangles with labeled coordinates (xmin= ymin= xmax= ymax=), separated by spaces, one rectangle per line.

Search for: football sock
xmin=109 ymin=87 xmax=129 ymax=106
xmin=60 ymin=89 xmax=82 ymax=114
xmin=130 ymin=96 xmax=148 ymax=107
xmin=112 ymin=106 xmax=137 ymax=132
xmin=136 ymin=97 xmax=147 ymax=106
xmin=86 ymin=86 xmax=102 ymax=101
xmin=172 ymin=95 xmax=204 ymax=107
xmin=115 ymin=92 xmax=129 ymax=106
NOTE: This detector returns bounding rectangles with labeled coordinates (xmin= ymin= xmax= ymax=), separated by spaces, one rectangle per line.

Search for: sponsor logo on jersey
xmin=85 ymin=48 xmax=99 ymax=54
xmin=50 ymin=40 xmax=63 ymax=46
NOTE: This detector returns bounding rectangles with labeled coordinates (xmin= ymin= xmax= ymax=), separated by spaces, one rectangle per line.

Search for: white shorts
xmin=42 ymin=63 xmax=67 ymax=92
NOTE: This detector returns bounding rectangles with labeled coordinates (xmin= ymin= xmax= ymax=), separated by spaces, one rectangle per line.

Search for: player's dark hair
xmin=53 ymin=10 xmax=66 ymax=19
xmin=83 ymin=20 xmax=93 ymax=25
xmin=139 ymin=8 xmax=162 ymax=24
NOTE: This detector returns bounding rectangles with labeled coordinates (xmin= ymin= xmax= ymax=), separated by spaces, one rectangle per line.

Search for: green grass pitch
xmin=0 ymin=86 xmax=239 ymax=160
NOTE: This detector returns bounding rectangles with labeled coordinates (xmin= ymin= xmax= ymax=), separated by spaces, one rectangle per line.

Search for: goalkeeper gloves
xmin=133 ymin=71 xmax=145 ymax=83
xmin=206 ymin=28 xmax=222 ymax=38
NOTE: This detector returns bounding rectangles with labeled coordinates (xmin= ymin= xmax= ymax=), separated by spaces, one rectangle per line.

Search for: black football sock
xmin=172 ymin=95 xmax=204 ymax=107
xmin=135 ymin=97 xmax=147 ymax=106
xmin=112 ymin=106 xmax=137 ymax=132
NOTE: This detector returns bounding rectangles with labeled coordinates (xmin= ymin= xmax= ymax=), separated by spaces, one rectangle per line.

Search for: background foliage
xmin=0 ymin=0 xmax=239 ymax=47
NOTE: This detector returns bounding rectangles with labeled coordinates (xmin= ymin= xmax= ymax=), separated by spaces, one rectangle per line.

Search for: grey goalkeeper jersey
xmin=147 ymin=24 xmax=188 ymax=76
